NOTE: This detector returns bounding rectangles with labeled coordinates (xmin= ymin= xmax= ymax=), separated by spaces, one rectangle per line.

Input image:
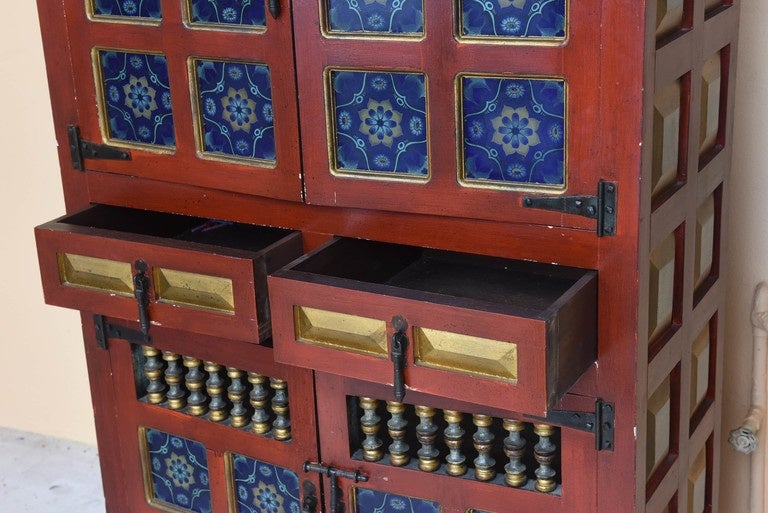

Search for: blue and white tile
xmin=327 ymin=0 xmax=424 ymax=34
xmin=230 ymin=454 xmax=301 ymax=513
xmin=462 ymin=76 xmax=566 ymax=187
xmin=98 ymin=50 xmax=175 ymax=147
xmin=355 ymin=489 xmax=439 ymax=513
xmin=194 ymin=59 xmax=276 ymax=162
xmin=92 ymin=0 xmax=162 ymax=18
xmin=331 ymin=70 xmax=428 ymax=177
xmin=188 ymin=0 xmax=266 ymax=27
xmin=145 ymin=429 xmax=211 ymax=513
xmin=461 ymin=0 xmax=566 ymax=38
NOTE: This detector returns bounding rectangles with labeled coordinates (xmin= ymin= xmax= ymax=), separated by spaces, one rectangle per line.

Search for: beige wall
xmin=2 ymin=1 xmax=765 ymax=509
xmin=0 ymin=3 xmax=95 ymax=444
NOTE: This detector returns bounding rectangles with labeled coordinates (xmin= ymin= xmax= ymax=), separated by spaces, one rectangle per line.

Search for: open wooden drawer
xmin=269 ymin=238 xmax=597 ymax=416
xmin=35 ymin=205 xmax=302 ymax=343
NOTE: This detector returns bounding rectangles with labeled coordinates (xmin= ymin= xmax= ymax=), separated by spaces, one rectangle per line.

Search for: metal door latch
xmin=303 ymin=462 xmax=368 ymax=513
xmin=523 ymin=180 xmax=618 ymax=237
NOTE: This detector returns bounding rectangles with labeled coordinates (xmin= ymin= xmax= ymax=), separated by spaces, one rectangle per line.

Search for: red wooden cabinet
xmin=33 ymin=0 xmax=740 ymax=512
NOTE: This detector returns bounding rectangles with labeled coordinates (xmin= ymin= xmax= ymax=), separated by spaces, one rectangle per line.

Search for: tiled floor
xmin=0 ymin=427 xmax=104 ymax=512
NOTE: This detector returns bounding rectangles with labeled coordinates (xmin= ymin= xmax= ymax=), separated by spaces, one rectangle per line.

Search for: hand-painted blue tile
xmin=331 ymin=70 xmax=428 ymax=177
xmin=355 ymin=489 xmax=439 ymax=513
xmin=461 ymin=0 xmax=566 ymax=38
xmin=461 ymin=76 xmax=566 ymax=187
xmin=92 ymin=0 xmax=162 ymax=18
xmin=194 ymin=59 xmax=276 ymax=162
xmin=230 ymin=454 xmax=300 ymax=513
xmin=98 ymin=50 xmax=175 ymax=147
xmin=326 ymin=0 xmax=424 ymax=35
xmin=188 ymin=0 xmax=267 ymax=27
xmin=145 ymin=429 xmax=211 ymax=513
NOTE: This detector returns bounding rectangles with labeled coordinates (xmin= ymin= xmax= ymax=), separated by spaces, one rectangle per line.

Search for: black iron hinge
xmin=522 ymin=180 xmax=617 ymax=237
xmin=93 ymin=314 xmax=151 ymax=349
xmin=527 ymin=399 xmax=615 ymax=451
xmin=68 ymin=125 xmax=131 ymax=171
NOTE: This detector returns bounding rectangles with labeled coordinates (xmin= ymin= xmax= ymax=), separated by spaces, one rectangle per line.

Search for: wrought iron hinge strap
xmin=93 ymin=314 xmax=151 ymax=349
xmin=523 ymin=180 xmax=617 ymax=237
xmin=68 ymin=125 xmax=131 ymax=171
xmin=526 ymin=399 xmax=614 ymax=451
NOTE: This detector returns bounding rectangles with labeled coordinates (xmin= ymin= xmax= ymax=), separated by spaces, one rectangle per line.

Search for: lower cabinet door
xmin=311 ymin=373 xmax=597 ymax=513
xmin=85 ymin=318 xmax=321 ymax=513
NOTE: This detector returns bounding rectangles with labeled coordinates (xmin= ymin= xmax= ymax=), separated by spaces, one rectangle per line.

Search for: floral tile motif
xmin=461 ymin=0 xmax=566 ymax=39
xmin=461 ymin=76 xmax=566 ymax=187
xmin=355 ymin=489 xmax=439 ymax=513
xmin=188 ymin=0 xmax=266 ymax=27
xmin=92 ymin=0 xmax=162 ymax=18
xmin=144 ymin=429 xmax=211 ymax=513
xmin=230 ymin=453 xmax=300 ymax=513
xmin=331 ymin=70 xmax=428 ymax=177
xmin=98 ymin=50 xmax=175 ymax=147
xmin=326 ymin=0 xmax=424 ymax=35
xmin=194 ymin=59 xmax=276 ymax=162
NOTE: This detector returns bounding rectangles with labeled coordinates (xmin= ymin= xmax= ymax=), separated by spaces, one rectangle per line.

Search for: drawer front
xmin=36 ymin=213 xmax=302 ymax=342
xmin=269 ymin=271 xmax=596 ymax=416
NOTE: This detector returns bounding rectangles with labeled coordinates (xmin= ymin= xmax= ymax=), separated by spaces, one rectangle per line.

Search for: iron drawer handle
xmin=391 ymin=316 xmax=409 ymax=402
xmin=267 ymin=0 xmax=280 ymax=19
xmin=133 ymin=260 xmax=151 ymax=339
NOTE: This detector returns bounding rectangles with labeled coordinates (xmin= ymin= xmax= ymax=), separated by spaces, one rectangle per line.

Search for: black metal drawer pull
xmin=303 ymin=462 xmax=368 ymax=513
xmin=267 ymin=0 xmax=280 ymax=19
xmin=133 ymin=260 xmax=151 ymax=339
xmin=391 ymin=316 xmax=408 ymax=402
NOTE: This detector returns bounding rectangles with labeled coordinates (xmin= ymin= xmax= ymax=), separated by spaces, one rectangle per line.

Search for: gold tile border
xmin=318 ymin=0 xmax=427 ymax=41
xmin=187 ymin=57 xmax=278 ymax=169
xmin=85 ymin=0 xmax=162 ymax=26
xmin=324 ymin=67 xmax=432 ymax=183
xmin=455 ymin=72 xmax=568 ymax=193
xmin=454 ymin=0 xmax=570 ymax=46
xmin=181 ymin=0 xmax=268 ymax=33
xmin=91 ymin=47 xmax=177 ymax=155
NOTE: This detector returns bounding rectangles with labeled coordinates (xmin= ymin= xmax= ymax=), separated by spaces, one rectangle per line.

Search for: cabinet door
xmin=312 ymin=373 xmax=597 ymax=513
xmin=293 ymin=1 xmax=603 ymax=227
xmin=90 ymin=320 xmax=321 ymax=513
xmin=64 ymin=0 xmax=302 ymax=201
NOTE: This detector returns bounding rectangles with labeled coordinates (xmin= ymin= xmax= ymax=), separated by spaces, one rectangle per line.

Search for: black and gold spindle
xmin=473 ymin=414 xmax=496 ymax=481
xmin=270 ymin=378 xmax=291 ymax=441
xmin=227 ymin=367 xmax=248 ymax=428
xmin=183 ymin=356 xmax=208 ymax=416
xmin=359 ymin=397 xmax=383 ymax=462
xmin=142 ymin=346 xmax=166 ymax=404
xmin=248 ymin=372 xmax=271 ymax=435
xmin=503 ymin=419 xmax=528 ymax=487
xmin=534 ymin=423 xmax=557 ymax=493
xmin=205 ymin=362 xmax=227 ymax=422
xmin=386 ymin=401 xmax=410 ymax=466
xmin=443 ymin=410 xmax=467 ymax=476
xmin=162 ymin=351 xmax=186 ymax=410
xmin=415 ymin=405 xmax=439 ymax=472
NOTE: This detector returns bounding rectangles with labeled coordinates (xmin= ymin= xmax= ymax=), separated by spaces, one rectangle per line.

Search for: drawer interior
xmin=62 ymin=205 xmax=293 ymax=251
xmin=293 ymin=238 xmax=590 ymax=311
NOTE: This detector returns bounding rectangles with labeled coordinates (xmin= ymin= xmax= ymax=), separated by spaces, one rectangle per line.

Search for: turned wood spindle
xmin=503 ymin=419 xmax=528 ymax=487
xmin=227 ymin=367 xmax=248 ymax=428
xmin=415 ymin=405 xmax=439 ymax=472
xmin=183 ymin=356 xmax=208 ymax=416
xmin=142 ymin=346 xmax=166 ymax=404
xmin=162 ymin=351 xmax=185 ymax=410
xmin=443 ymin=410 xmax=467 ymax=476
xmin=205 ymin=362 xmax=227 ymax=422
xmin=534 ymin=423 xmax=557 ymax=493
xmin=248 ymin=372 xmax=271 ymax=435
xmin=386 ymin=401 xmax=410 ymax=466
xmin=270 ymin=378 xmax=291 ymax=441
xmin=473 ymin=414 xmax=496 ymax=482
xmin=359 ymin=397 xmax=384 ymax=462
